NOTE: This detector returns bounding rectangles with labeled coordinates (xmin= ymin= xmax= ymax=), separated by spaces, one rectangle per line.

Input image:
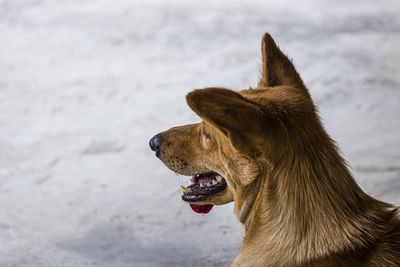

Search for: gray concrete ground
xmin=0 ymin=0 xmax=399 ymax=266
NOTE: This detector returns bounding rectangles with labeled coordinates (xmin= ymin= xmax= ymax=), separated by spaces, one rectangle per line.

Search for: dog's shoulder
xmin=367 ymin=207 xmax=400 ymax=266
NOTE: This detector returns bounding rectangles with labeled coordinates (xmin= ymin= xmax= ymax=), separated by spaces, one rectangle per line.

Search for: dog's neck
xmin=237 ymin=174 xmax=263 ymax=229
xmin=234 ymin=138 xmax=394 ymax=266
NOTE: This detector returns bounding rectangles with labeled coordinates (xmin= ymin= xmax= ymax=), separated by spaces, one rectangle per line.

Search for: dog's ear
xmin=187 ymin=88 xmax=264 ymax=155
xmin=258 ymin=33 xmax=308 ymax=95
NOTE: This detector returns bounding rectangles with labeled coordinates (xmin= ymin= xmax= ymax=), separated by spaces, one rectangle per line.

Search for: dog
xmin=149 ymin=33 xmax=400 ymax=266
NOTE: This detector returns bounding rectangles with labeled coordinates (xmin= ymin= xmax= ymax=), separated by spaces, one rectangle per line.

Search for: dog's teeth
xmin=212 ymin=180 xmax=217 ymax=185
xmin=207 ymin=182 xmax=211 ymax=186
xmin=181 ymin=186 xmax=190 ymax=193
xmin=200 ymin=183 xmax=204 ymax=187
xmin=216 ymin=176 xmax=222 ymax=182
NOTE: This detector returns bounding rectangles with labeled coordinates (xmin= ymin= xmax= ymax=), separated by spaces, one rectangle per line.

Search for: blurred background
xmin=0 ymin=0 xmax=399 ymax=266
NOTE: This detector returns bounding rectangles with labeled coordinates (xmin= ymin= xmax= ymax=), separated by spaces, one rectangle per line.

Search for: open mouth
xmin=181 ymin=172 xmax=227 ymax=214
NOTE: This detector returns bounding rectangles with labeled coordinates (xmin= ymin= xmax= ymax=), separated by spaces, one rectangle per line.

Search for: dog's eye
xmin=203 ymin=129 xmax=211 ymax=139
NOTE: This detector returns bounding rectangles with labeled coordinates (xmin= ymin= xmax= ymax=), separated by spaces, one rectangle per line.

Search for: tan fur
xmin=152 ymin=33 xmax=400 ymax=266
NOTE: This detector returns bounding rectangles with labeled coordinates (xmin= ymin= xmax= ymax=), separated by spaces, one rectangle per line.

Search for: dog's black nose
xmin=149 ymin=135 xmax=161 ymax=156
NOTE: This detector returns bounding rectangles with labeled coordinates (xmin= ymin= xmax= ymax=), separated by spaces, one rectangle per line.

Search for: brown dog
xmin=149 ymin=33 xmax=400 ymax=266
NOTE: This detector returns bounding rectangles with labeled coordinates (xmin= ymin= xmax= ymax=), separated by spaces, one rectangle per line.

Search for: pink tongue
xmin=189 ymin=176 xmax=214 ymax=214
xmin=190 ymin=204 xmax=214 ymax=214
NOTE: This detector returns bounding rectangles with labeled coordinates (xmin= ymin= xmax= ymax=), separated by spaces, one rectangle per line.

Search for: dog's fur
xmin=152 ymin=33 xmax=400 ymax=266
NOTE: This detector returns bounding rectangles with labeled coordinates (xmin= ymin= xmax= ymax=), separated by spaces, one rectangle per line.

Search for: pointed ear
xmin=187 ymin=88 xmax=265 ymax=155
xmin=258 ymin=33 xmax=307 ymax=92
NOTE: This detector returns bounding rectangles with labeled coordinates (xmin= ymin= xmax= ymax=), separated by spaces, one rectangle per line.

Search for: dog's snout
xmin=149 ymin=134 xmax=161 ymax=156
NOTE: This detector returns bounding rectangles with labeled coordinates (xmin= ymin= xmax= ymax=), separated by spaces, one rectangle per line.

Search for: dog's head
xmin=149 ymin=33 xmax=315 ymax=216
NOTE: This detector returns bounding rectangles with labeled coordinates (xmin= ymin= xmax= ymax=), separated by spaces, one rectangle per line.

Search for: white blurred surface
xmin=0 ymin=0 xmax=399 ymax=266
